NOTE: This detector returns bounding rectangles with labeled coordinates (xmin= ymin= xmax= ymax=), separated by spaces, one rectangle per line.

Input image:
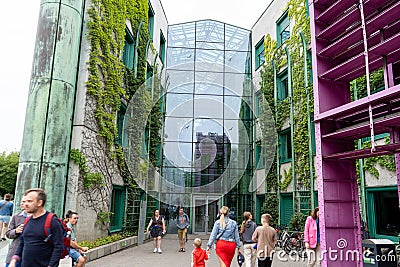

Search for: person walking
xmin=0 ymin=193 xmax=14 ymax=241
xmin=206 ymin=206 xmax=242 ymax=267
xmin=146 ymin=209 xmax=166 ymax=254
xmin=252 ymin=214 xmax=276 ymax=267
xmin=176 ymin=207 xmax=190 ymax=252
xmin=9 ymin=188 xmax=64 ymax=267
xmin=304 ymin=207 xmax=321 ymax=267
xmin=65 ymin=210 xmax=89 ymax=267
xmin=5 ymin=196 xmax=31 ymax=267
xmin=191 ymin=237 xmax=209 ymax=267
xmin=240 ymin=211 xmax=257 ymax=267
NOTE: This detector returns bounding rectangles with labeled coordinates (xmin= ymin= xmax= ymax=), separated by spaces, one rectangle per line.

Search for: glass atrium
xmin=161 ymin=20 xmax=254 ymax=233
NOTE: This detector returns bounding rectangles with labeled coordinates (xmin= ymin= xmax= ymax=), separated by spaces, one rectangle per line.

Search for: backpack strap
xmin=44 ymin=213 xmax=54 ymax=242
xmin=23 ymin=215 xmax=32 ymax=226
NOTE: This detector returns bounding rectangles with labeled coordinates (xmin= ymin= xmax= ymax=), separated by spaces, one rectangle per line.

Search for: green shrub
xmin=289 ymin=212 xmax=307 ymax=231
xmin=78 ymin=232 xmax=135 ymax=249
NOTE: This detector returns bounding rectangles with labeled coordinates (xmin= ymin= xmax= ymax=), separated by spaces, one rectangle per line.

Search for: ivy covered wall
xmin=67 ymin=0 xmax=164 ymax=239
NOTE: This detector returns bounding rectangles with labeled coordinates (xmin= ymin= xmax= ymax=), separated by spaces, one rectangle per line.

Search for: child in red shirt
xmin=191 ymin=238 xmax=209 ymax=267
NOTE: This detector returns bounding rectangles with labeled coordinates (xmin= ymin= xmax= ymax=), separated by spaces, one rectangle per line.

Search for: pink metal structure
xmin=309 ymin=0 xmax=400 ymax=266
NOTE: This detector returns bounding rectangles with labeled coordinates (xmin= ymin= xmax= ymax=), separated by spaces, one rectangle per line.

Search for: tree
xmin=0 ymin=151 xmax=19 ymax=197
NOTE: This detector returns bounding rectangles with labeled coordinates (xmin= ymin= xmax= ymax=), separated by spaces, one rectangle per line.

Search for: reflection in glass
xmin=164 ymin=117 xmax=193 ymax=142
xmin=194 ymin=95 xmax=223 ymax=119
xmin=167 ymin=70 xmax=194 ymax=91
xmin=164 ymin=19 xmax=253 ymax=199
xmin=225 ymin=50 xmax=251 ymax=73
xmin=225 ymin=24 xmax=250 ymax=51
xmin=167 ymin=47 xmax=195 ymax=70
xmin=224 ymin=73 xmax=252 ymax=96
xmin=165 ymin=94 xmax=193 ymax=118
xmin=196 ymin=20 xmax=225 ymax=43
xmin=168 ymin=22 xmax=196 ymax=48
xmin=195 ymin=49 xmax=224 ymax=72
xmin=163 ymin=141 xmax=193 ymax=168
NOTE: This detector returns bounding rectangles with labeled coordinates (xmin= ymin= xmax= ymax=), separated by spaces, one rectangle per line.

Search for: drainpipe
xmin=272 ymin=60 xmax=280 ymax=224
xmin=286 ymin=47 xmax=296 ymax=213
xmin=134 ymin=21 xmax=144 ymax=78
xmin=299 ymin=31 xmax=315 ymax=210
xmin=353 ymin=81 xmax=367 ymax=222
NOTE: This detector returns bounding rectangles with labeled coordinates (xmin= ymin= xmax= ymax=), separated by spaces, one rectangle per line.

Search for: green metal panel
xmin=16 ymin=0 xmax=84 ymax=215
xmin=280 ymin=193 xmax=293 ymax=226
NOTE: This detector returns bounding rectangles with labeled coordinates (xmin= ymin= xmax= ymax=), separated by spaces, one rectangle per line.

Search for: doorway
xmin=193 ymin=195 xmax=220 ymax=234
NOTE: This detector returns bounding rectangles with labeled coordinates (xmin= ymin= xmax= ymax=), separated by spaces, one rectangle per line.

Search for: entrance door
xmin=193 ymin=196 xmax=220 ymax=234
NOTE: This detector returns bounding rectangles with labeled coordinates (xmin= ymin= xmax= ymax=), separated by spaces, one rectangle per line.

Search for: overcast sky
xmin=0 ymin=0 xmax=271 ymax=153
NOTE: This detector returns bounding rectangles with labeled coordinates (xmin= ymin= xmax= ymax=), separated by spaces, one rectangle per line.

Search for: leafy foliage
xmin=261 ymin=193 xmax=279 ymax=227
xmin=78 ymin=231 xmax=135 ymax=249
xmin=69 ymin=149 xmax=104 ymax=189
xmin=0 ymin=151 xmax=19 ymax=196
xmin=289 ymin=212 xmax=306 ymax=231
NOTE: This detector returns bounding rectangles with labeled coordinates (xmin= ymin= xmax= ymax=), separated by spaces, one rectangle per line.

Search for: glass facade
xmin=161 ymin=20 xmax=253 ymax=229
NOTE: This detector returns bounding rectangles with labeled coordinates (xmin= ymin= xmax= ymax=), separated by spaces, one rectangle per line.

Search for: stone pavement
xmin=0 ymin=239 xmax=9 ymax=267
xmin=86 ymin=234 xmax=308 ymax=267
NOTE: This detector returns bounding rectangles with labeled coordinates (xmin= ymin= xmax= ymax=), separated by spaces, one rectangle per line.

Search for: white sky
xmin=0 ymin=0 xmax=271 ymax=153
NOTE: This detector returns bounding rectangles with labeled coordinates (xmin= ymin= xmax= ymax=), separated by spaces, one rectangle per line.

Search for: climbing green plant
xmin=85 ymin=0 xmax=161 ymax=234
xmin=69 ymin=149 xmax=104 ymax=189
xmin=260 ymin=0 xmax=313 ymax=194
xmin=261 ymin=193 xmax=279 ymax=227
xmin=361 ymin=137 xmax=396 ymax=178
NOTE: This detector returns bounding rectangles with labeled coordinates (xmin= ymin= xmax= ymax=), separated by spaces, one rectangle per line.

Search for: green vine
xmin=280 ymin=166 xmax=293 ymax=191
xmin=86 ymin=0 xmax=161 ymax=234
xmin=260 ymin=0 xmax=313 ymax=193
xmin=361 ymin=137 xmax=396 ymax=178
xmin=70 ymin=149 xmax=104 ymax=189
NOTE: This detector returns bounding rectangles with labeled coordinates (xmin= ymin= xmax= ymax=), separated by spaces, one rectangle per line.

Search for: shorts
xmin=69 ymin=248 xmax=83 ymax=262
xmin=0 ymin=215 xmax=11 ymax=223
xmin=178 ymin=228 xmax=187 ymax=239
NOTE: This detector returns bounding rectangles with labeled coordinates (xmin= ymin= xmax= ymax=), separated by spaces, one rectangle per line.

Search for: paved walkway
xmin=87 ymin=234 xmax=308 ymax=267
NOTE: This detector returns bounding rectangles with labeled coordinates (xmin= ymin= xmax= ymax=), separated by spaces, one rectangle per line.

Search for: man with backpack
xmin=9 ymin=188 xmax=64 ymax=267
xmin=176 ymin=207 xmax=190 ymax=252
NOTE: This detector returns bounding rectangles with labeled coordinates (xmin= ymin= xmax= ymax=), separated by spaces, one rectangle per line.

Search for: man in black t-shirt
xmin=9 ymin=188 xmax=63 ymax=267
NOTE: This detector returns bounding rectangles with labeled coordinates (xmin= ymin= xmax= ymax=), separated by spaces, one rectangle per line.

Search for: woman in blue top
xmin=0 ymin=194 xmax=14 ymax=241
xmin=206 ymin=206 xmax=242 ymax=267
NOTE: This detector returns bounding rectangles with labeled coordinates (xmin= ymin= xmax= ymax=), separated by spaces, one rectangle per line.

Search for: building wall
xmin=65 ymin=0 xmax=168 ymax=240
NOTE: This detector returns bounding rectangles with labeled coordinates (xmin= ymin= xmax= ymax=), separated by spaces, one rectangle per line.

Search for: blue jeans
xmin=6 ymin=262 xmax=21 ymax=267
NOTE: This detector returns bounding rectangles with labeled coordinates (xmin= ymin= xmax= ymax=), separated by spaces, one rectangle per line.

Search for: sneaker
xmin=153 ymin=248 xmax=157 ymax=253
xmin=158 ymin=248 xmax=162 ymax=254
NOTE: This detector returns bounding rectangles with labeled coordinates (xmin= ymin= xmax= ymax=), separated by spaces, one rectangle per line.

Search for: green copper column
xmin=16 ymin=0 xmax=84 ymax=215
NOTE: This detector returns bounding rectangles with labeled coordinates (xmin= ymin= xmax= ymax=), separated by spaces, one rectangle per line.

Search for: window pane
xmin=165 ymin=93 xmax=193 ymax=118
xmin=167 ymin=47 xmax=195 ymax=70
xmin=195 ymin=49 xmax=224 ymax=72
xmin=196 ymin=20 xmax=225 ymax=43
xmin=225 ymin=24 xmax=250 ymax=51
xmin=167 ymin=70 xmax=194 ymax=91
xmin=194 ymin=95 xmax=223 ymax=119
xmin=224 ymin=73 xmax=252 ymax=97
xmin=225 ymin=50 xmax=251 ymax=73
xmin=168 ymin=22 xmax=196 ymax=48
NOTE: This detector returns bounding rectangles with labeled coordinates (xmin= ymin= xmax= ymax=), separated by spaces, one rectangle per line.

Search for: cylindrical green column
xmin=16 ymin=0 xmax=84 ymax=216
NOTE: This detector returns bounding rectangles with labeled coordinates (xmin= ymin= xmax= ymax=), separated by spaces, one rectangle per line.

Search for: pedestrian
xmin=304 ymin=207 xmax=321 ymax=267
xmin=176 ymin=207 xmax=190 ymax=252
xmin=240 ymin=211 xmax=257 ymax=267
xmin=5 ymin=196 xmax=31 ymax=267
xmin=191 ymin=237 xmax=209 ymax=267
xmin=65 ymin=210 xmax=89 ymax=267
xmin=252 ymin=214 xmax=276 ymax=267
xmin=0 ymin=193 xmax=14 ymax=241
xmin=8 ymin=188 xmax=64 ymax=267
xmin=146 ymin=209 xmax=166 ymax=254
xmin=206 ymin=206 xmax=242 ymax=267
